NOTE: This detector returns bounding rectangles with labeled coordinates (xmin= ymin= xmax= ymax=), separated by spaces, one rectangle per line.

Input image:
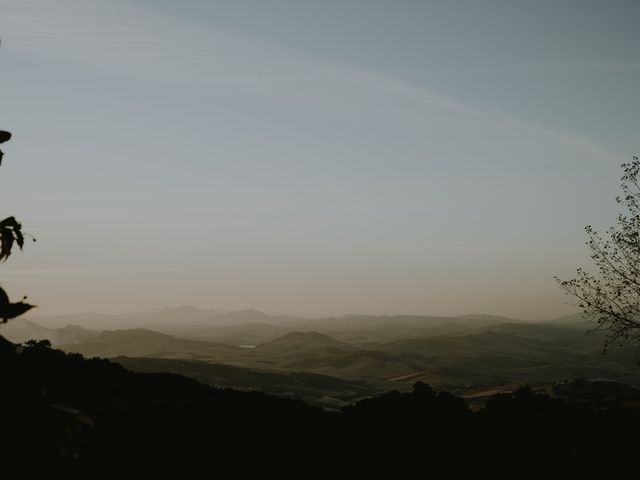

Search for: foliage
xmin=557 ymin=156 xmax=640 ymax=354
xmin=0 ymin=129 xmax=10 ymax=165
xmin=0 ymin=81 xmax=35 ymax=322
xmin=0 ymin=216 xmax=26 ymax=262
xmin=3 ymin=341 xmax=640 ymax=470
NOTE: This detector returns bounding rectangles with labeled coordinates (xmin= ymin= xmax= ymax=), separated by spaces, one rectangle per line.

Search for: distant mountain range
xmin=25 ymin=306 xmax=526 ymax=329
xmin=20 ymin=306 xmax=539 ymax=345
xmin=3 ymin=307 xmax=623 ymax=408
xmin=25 ymin=307 xmax=298 ymax=330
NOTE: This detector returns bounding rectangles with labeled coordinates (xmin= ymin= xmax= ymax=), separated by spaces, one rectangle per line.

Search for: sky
xmin=0 ymin=0 xmax=638 ymax=319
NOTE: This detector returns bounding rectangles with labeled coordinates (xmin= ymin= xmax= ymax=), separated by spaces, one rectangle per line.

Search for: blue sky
xmin=0 ymin=0 xmax=638 ymax=318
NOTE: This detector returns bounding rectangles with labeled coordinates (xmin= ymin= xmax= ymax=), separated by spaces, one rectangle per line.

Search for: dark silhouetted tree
xmin=0 ymin=44 xmax=35 ymax=324
xmin=556 ymin=155 xmax=640 ymax=356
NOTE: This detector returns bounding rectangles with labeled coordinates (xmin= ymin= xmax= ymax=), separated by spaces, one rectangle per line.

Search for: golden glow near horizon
xmin=0 ymin=0 xmax=638 ymax=319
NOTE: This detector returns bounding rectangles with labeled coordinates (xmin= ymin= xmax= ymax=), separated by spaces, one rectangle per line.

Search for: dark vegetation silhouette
xmin=2 ymin=340 xmax=640 ymax=472
xmin=0 ymin=169 xmax=36 ymax=323
xmin=0 ymin=129 xmax=10 ymax=165
xmin=0 ymin=56 xmax=35 ymax=322
xmin=557 ymin=156 xmax=640 ymax=357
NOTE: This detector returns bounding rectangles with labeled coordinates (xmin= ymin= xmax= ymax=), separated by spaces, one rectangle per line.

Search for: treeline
xmin=1 ymin=336 xmax=638 ymax=472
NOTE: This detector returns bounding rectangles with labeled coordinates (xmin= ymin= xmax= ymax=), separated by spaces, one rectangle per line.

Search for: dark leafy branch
xmin=0 ymin=216 xmax=25 ymax=262
xmin=0 ymin=126 xmax=35 ymax=322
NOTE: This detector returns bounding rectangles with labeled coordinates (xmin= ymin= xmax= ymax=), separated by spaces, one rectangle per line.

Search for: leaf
xmin=0 ymin=216 xmax=25 ymax=262
xmin=0 ymin=130 xmax=10 ymax=166
xmin=0 ymin=286 xmax=35 ymax=323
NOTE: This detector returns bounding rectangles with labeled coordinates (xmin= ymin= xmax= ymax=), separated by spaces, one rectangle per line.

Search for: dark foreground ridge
xmin=1 ymin=336 xmax=639 ymax=472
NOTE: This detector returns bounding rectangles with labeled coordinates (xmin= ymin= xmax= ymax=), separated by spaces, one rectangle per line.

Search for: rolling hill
xmin=9 ymin=311 xmax=640 ymax=399
xmin=60 ymin=328 xmax=241 ymax=361
xmin=114 ymin=356 xmax=382 ymax=408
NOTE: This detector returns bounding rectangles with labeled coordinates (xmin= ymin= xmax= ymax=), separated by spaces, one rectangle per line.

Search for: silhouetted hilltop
xmin=554 ymin=378 xmax=640 ymax=408
xmin=2 ymin=336 xmax=640 ymax=471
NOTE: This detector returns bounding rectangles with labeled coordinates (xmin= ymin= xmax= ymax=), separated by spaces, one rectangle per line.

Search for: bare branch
xmin=558 ymin=156 xmax=640 ymax=355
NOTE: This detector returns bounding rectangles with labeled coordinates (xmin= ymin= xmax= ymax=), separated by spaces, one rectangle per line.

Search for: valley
xmin=3 ymin=308 xmax=639 ymax=408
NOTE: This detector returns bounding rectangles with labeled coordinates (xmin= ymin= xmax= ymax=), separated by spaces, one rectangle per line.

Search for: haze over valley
xmin=4 ymin=307 xmax=638 ymax=408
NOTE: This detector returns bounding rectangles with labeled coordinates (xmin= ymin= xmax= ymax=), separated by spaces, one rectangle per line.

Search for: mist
xmin=1 ymin=0 xmax=638 ymax=319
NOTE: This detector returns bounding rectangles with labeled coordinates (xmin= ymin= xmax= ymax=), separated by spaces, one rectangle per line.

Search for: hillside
xmin=115 ymin=356 xmax=381 ymax=408
xmin=254 ymin=331 xmax=352 ymax=353
xmin=11 ymin=315 xmax=640 ymax=394
xmin=3 ymin=337 xmax=640 ymax=471
xmin=376 ymin=323 xmax=640 ymax=387
xmin=0 ymin=318 xmax=99 ymax=345
xmin=60 ymin=328 xmax=241 ymax=360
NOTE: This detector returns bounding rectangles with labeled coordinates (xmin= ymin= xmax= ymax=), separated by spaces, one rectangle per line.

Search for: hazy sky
xmin=0 ymin=0 xmax=638 ymax=318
